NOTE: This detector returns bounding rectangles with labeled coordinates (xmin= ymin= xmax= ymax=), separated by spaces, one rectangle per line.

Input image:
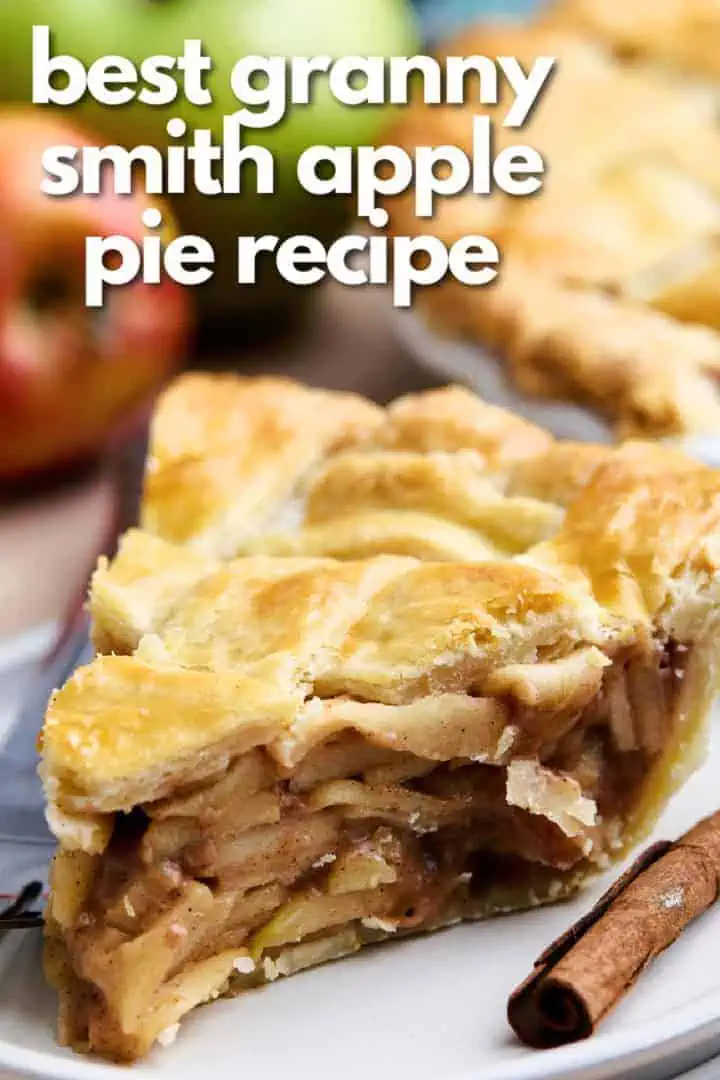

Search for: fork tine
xmin=0 ymin=881 xmax=42 ymax=918
xmin=0 ymin=882 xmax=44 ymax=930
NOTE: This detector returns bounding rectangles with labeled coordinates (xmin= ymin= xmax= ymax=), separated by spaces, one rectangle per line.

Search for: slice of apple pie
xmin=41 ymin=418 xmax=720 ymax=1060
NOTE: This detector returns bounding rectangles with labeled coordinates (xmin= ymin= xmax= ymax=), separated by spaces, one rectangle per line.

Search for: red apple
xmin=0 ymin=107 xmax=191 ymax=479
xmin=0 ymin=0 xmax=418 ymax=327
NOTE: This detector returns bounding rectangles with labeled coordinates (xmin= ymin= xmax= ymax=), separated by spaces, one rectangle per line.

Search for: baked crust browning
xmin=552 ymin=0 xmax=720 ymax=77
xmin=141 ymin=375 xmax=567 ymax=560
xmin=42 ymin=402 xmax=720 ymax=1060
xmin=432 ymin=268 xmax=720 ymax=439
xmin=143 ymin=375 xmax=385 ymax=551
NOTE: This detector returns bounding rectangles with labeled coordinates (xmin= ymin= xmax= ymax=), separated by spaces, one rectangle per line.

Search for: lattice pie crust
xmin=41 ymin=377 xmax=720 ymax=1060
xmin=387 ymin=2 xmax=720 ymax=437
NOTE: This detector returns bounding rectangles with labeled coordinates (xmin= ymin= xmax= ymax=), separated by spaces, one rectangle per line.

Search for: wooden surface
xmin=0 ymin=284 xmax=437 ymax=640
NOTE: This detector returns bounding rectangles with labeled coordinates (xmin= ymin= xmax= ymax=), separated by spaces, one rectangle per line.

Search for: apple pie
xmin=386 ymin=11 xmax=720 ymax=437
xmin=40 ymin=378 xmax=720 ymax=1061
xmin=553 ymin=0 xmax=720 ymax=78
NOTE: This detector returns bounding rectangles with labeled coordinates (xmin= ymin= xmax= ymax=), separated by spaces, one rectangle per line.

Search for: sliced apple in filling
xmin=40 ymin=442 xmax=720 ymax=1061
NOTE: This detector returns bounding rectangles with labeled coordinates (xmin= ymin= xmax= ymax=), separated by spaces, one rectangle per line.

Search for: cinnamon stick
xmin=508 ymin=810 xmax=720 ymax=1048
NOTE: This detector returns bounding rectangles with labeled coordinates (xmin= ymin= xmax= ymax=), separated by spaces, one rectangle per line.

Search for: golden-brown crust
xmin=425 ymin=266 xmax=720 ymax=438
xmin=550 ymin=0 xmax=720 ymax=77
xmin=386 ymin=18 xmax=720 ymax=436
xmin=59 ymin=434 xmax=720 ymax=818
xmin=88 ymin=537 xmax=611 ymax=700
xmin=41 ymin=655 xmax=301 ymax=812
xmin=143 ymin=374 xmax=384 ymax=553
xmin=142 ymin=375 xmax=560 ymax=560
xmin=303 ymin=451 xmax=563 ymax=553
xmin=506 ymin=442 xmax=612 ymax=505
xmin=381 ymin=385 xmax=553 ymax=460
xmin=526 ymin=441 xmax=720 ymax=621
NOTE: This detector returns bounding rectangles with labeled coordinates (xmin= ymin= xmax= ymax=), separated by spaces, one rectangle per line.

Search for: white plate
xmin=1 ymin=718 xmax=720 ymax=1080
xmin=395 ymin=308 xmax=720 ymax=467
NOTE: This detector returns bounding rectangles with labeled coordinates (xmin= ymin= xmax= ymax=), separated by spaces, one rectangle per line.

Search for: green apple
xmin=0 ymin=0 xmax=419 ymax=326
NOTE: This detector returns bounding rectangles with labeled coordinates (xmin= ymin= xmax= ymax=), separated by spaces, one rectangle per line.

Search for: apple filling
xmin=45 ymin=637 xmax=691 ymax=1062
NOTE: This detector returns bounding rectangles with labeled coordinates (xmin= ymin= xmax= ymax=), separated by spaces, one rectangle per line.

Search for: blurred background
xmin=0 ymin=0 xmax=526 ymax=649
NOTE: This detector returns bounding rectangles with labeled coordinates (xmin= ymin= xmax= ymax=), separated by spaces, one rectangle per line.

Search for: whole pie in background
xmin=386 ymin=1 xmax=720 ymax=438
xmin=40 ymin=376 xmax=720 ymax=1060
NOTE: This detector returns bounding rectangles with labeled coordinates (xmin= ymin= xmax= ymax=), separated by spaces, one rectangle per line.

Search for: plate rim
xmin=1 ymin=944 xmax=720 ymax=1080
